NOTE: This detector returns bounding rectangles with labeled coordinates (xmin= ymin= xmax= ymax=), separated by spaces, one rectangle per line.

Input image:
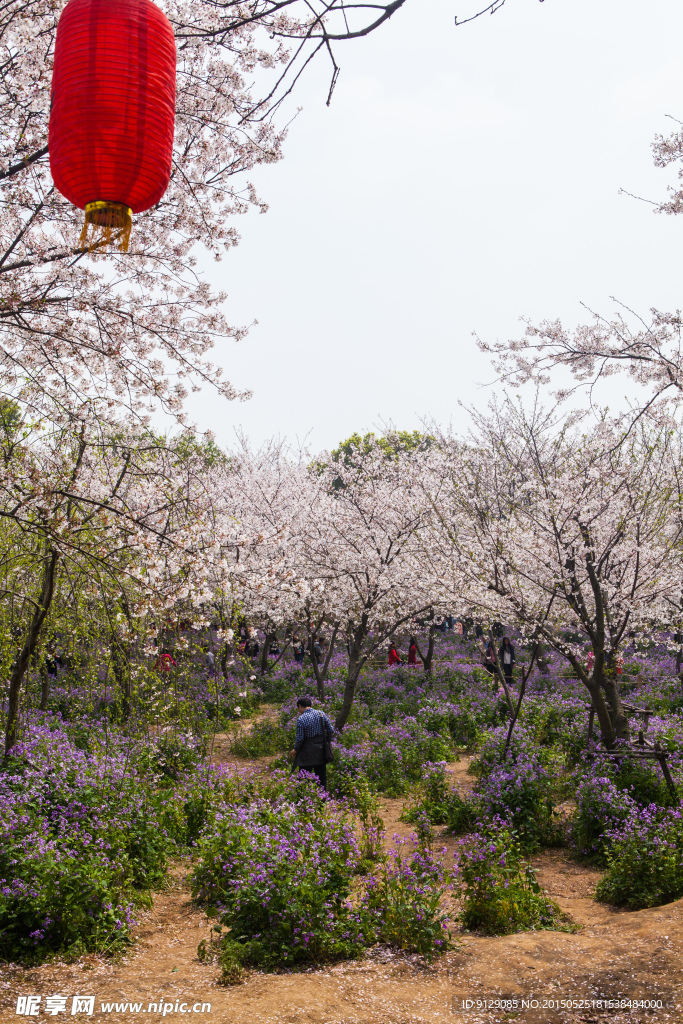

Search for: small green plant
xmin=459 ymin=821 xmax=573 ymax=936
xmin=218 ymin=938 xmax=246 ymax=985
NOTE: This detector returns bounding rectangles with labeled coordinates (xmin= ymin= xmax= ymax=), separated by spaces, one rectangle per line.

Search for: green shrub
xmin=192 ymin=777 xmax=368 ymax=968
xmin=470 ymin=728 xmax=566 ymax=852
xmin=0 ymin=724 xmax=170 ymax=961
xmin=218 ymin=938 xmax=246 ymax=985
xmin=611 ymin=757 xmax=675 ymax=808
xmin=155 ymin=734 xmax=206 ymax=780
xmin=361 ymin=836 xmax=454 ymax=961
xmin=595 ymin=807 xmax=683 ymax=909
xmin=400 ymin=761 xmax=476 ymax=834
xmin=459 ymin=822 xmax=572 ymax=936
xmin=570 ymin=774 xmax=637 ymax=864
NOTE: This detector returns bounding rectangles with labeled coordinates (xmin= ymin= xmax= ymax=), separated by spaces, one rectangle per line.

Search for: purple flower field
xmin=2 ymin=631 xmax=683 ymax=966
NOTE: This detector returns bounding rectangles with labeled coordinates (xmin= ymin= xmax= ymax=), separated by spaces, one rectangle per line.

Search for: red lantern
xmin=49 ymin=0 xmax=176 ymax=252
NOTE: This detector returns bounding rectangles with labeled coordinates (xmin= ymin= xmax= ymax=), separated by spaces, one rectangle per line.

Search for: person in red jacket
xmin=408 ymin=637 xmax=419 ymax=665
xmin=154 ymin=651 xmax=176 ymax=674
xmin=388 ymin=642 xmax=403 ymax=666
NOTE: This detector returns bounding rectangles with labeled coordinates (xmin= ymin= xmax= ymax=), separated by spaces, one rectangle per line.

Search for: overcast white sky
xmin=185 ymin=0 xmax=683 ymax=451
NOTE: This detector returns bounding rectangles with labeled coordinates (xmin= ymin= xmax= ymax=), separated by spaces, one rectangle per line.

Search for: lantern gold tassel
xmin=79 ymin=201 xmax=132 ymax=253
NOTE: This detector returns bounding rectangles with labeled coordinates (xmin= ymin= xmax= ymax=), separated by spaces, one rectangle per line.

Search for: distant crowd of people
xmin=165 ymin=613 xmax=525 ymax=684
xmin=385 ymin=629 xmax=515 ymax=680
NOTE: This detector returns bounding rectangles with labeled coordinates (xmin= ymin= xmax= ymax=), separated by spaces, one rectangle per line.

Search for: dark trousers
xmin=298 ymin=764 xmax=327 ymax=790
xmin=503 ymin=666 xmax=513 ymax=686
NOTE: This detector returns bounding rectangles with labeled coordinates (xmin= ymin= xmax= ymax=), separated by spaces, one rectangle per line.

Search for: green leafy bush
xmin=471 ymin=728 xmax=565 ymax=852
xmin=570 ymin=773 xmax=637 ymax=864
xmin=610 ymin=756 xmax=674 ymax=808
xmin=230 ymin=720 xmax=291 ymax=758
xmin=334 ymin=723 xmax=453 ymax=796
xmin=459 ymin=821 xmax=571 ymax=935
xmin=192 ymin=776 xmax=368 ymax=968
xmin=0 ymin=722 xmax=170 ymax=960
xmin=400 ymin=761 xmax=476 ymax=834
xmin=595 ymin=806 xmax=683 ymax=909
xmin=361 ymin=836 xmax=454 ymax=961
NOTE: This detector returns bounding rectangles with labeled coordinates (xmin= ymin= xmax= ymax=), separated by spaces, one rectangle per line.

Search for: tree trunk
xmin=490 ymin=646 xmax=515 ymax=716
xmin=502 ymin=643 xmax=538 ymax=759
xmin=599 ymin=662 xmax=630 ymax=743
xmin=321 ymin=622 xmax=339 ymax=679
xmin=335 ymin=660 xmax=363 ymax=732
xmin=335 ymin=618 xmax=368 ymax=732
xmin=5 ymin=548 xmax=59 ymax=758
xmin=310 ymin=621 xmax=340 ymax=701
xmin=260 ymin=631 xmax=276 ymax=675
xmin=264 ymin=638 xmax=291 ymax=672
xmin=583 ymin=678 xmax=616 ymax=748
xmin=220 ymin=640 xmax=231 ymax=678
xmin=415 ymin=626 xmax=436 ymax=675
xmin=536 ymin=641 xmax=550 ymax=675
xmin=502 ymin=675 xmax=526 ymax=760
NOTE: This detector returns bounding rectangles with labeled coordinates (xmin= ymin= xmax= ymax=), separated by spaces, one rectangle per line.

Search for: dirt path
xmin=2 ymin=753 xmax=682 ymax=1024
xmin=207 ymin=704 xmax=280 ymax=768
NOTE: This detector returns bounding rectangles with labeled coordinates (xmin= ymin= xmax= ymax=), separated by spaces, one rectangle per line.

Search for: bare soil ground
xmin=2 ymin=753 xmax=682 ymax=1024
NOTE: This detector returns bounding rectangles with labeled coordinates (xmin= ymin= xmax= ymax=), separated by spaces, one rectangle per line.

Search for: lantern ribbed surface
xmin=49 ymin=0 xmax=176 ymax=215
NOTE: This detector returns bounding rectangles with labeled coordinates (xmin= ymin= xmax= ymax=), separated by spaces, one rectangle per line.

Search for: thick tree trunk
xmin=5 ymin=549 xmax=59 ymax=758
xmin=599 ymin=664 xmax=630 ymax=743
xmin=335 ymin=660 xmax=363 ymax=732
xmin=536 ymin=641 xmax=551 ymax=675
xmin=259 ymin=631 xmax=276 ymax=675
xmin=335 ymin=618 xmax=368 ymax=732
xmin=585 ymin=678 xmax=617 ymax=748
xmin=416 ymin=626 xmax=436 ymax=675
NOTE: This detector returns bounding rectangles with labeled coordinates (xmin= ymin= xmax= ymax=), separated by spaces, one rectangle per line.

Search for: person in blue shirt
xmin=289 ymin=696 xmax=334 ymax=790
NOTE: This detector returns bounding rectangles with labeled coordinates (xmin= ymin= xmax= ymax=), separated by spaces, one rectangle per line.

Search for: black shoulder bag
xmin=318 ymin=711 xmax=334 ymax=764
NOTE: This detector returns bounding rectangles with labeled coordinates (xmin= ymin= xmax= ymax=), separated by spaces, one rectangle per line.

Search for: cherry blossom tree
xmin=207 ymin=438 xmax=323 ymax=677
xmin=421 ymin=404 xmax=683 ymax=747
xmin=299 ymin=439 xmax=447 ymax=730
xmin=1 ymin=0 xmax=529 ymax=443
